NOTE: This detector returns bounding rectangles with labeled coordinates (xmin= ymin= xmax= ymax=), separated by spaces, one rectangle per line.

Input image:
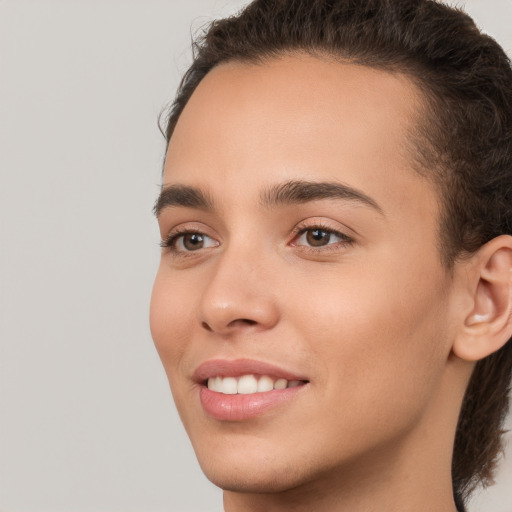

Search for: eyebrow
xmin=154 ymin=179 xmax=384 ymax=217
xmin=260 ymin=180 xmax=384 ymax=215
xmin=153 ymin=184 xmax=213 ymax=217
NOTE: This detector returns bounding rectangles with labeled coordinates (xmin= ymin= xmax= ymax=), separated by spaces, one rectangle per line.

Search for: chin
xmin=191 ymin=435 xmax=335 ymax=495
xmin=186 ymin=423 xmax=317 ymax=493
xmin=200 ymin=461 xmax=309 ymax=494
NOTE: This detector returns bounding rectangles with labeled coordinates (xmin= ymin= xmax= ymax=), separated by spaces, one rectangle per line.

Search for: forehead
xmin=164 ymin=55 xmax=437 ymax=226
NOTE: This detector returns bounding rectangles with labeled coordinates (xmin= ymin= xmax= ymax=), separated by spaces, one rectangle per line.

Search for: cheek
xmin=289 ymin=256 xmax=451 ymax=412
xmin=149 ymin=266 xmax=196 ymax=374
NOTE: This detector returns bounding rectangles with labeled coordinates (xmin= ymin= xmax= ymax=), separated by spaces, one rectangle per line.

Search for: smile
xmin=195 ymin=359 xmax=309 ymax=420
xmin=207 ymin=375 xmax=304 ymax=394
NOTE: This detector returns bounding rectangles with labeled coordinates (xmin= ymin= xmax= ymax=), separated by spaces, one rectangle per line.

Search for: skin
xmin=150 ymin=55 xmax=511 ymax=511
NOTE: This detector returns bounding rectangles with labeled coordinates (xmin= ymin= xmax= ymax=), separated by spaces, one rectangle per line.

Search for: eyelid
xmin=159 ymin=219 xmax=355 ymax=256
xmin=289 ymin=219 xmax=355 ymax=250
xmin=160 ymin=223 xmax=220 ymax=252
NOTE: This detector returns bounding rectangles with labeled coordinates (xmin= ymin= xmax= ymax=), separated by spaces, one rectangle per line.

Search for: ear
xmin=452 ymin=235 xmax=512 ymax=362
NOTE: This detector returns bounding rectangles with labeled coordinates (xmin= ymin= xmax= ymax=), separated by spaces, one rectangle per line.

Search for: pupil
xmin=307 ymin=229 xmax=330 ymax=247
xmin=184 ymin=233 xmax=204 ymax=250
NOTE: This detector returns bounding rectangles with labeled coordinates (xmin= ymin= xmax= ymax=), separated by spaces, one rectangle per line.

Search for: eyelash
xmin=160 ymin=223 xmax=354 ymax=255
xmin=160 ymin=227 xmax=211 ymax=250
xmin=291 ymin=222 xmax=354 ymax=252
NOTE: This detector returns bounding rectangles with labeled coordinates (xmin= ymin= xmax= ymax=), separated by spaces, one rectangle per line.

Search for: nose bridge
xmin=198 ymin=237 xmax=279 ymax=334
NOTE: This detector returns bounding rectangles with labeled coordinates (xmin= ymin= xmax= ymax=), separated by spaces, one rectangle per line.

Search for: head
xmin=151 ymin=0 xmax=512 ymax=507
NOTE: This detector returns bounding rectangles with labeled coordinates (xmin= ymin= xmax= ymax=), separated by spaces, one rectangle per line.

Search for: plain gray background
xmin=0 ymin=1 xmax=511 ymax=511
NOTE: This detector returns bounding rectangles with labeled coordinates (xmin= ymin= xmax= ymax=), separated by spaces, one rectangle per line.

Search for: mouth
xmin=194 ymin=359 xmax=309 ymax=421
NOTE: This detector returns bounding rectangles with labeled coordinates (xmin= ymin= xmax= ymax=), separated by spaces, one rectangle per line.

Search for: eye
xmin=293 ymin=226 xmax=353 ymax=249
xmin=162 ymin=230 xmax=219 ymax=253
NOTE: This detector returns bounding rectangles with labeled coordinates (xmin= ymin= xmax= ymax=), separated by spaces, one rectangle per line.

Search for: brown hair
xmin=162 ymin=0 xmax=512 ymax=504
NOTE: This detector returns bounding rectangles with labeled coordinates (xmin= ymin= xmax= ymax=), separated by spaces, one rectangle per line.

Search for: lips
xmin=194 ymin=359 xmax=309 ymax=421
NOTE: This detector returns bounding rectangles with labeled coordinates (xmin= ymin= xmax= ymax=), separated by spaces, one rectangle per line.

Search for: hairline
xmin=163 ymin=50 xmax=455 ymax=269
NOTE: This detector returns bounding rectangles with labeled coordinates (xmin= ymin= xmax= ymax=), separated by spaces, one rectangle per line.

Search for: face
xmin=150 ymin=55 xmax=459 ymax=493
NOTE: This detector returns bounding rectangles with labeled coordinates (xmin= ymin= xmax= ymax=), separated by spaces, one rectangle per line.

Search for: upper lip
xmin=193 ymin=358 xmax=309 ymax=384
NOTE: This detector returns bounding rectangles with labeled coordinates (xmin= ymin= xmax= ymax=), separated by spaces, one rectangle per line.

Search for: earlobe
xmin=453 ymin=235 xmax=512 ymax=362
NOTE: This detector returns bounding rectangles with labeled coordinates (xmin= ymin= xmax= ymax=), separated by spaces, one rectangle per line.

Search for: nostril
xmin=200 ymin=317 xmax=263 ymax=334
xmin=201 ymin=321 xmax=213 ymax=332
xmin=229 ymin=318 xmax=257 ymax=327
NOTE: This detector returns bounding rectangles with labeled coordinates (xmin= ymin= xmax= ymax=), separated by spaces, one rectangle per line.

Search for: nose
xmin=197 ymin=248 xmax=280 ymax=336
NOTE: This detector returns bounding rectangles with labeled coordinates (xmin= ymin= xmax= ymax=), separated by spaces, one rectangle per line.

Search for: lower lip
xmin=199 ymin=385 xmax=306 ymax=421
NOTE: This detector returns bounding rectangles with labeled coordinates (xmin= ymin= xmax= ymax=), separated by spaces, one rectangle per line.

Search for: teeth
xmin=237 ymin=375 xmax=258 ymax=394
xmin=207 ymin=374 xmax=304 ymax=395
xmin=222 ymin=377 xmax=238 ymax=395
xmin=257 ymin=375 xmax=274 ymax=392
xmin=274 ymin=378 xmax=287 ymax=390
